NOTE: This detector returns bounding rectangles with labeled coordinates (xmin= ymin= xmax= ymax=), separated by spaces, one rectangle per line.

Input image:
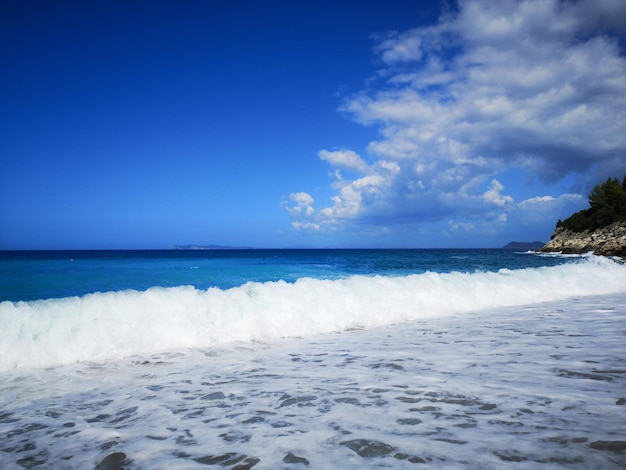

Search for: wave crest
xmin=1 ymin=257 xmax=625 ymax=370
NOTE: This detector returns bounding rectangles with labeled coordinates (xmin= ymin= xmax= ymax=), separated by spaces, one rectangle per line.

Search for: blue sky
xmin=1 ymin=0 xmax=625 ymax=249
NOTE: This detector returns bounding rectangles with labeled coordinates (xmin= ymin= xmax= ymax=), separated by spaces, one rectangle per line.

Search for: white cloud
xmin=518 ymin=193 xmax=584 ymax=209
xmin=288 ymin=0 xmax=626 ymax=241
xmin=518 ymin=195 xmax=555 ymax=205
xmin=318 ymin=149 xmax=369 ymax=173
xmin=515 ymin=192 xmax=585 ymax=223
xmin=375 ymin=31 xmax=423 ymax=64
xmin=291 ymin=221 xmax=320 ymax=231
xmin=482 ymin=180 xmax=513 ymax=207
xmin=284 ymin=192 xmax=315 ymax=218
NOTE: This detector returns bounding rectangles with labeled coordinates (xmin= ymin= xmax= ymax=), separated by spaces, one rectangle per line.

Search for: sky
xmin=1 ymin=0 xmax=625 ymax=249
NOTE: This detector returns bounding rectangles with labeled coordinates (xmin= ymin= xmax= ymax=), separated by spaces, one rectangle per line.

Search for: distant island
xmin=170 ymin=245 xmax=254 ymax=250
xmin=540 ymin=174 xmax=626 ymax=257
xmin=502 ymin=241 xmax=545 ymax=250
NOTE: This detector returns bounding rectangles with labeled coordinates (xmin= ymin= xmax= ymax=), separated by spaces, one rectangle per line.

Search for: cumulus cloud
xmin=318 ymin=149 xmax=370 ymax=173
xmin=288 ymin=0 xmax=626 ymax=240
xmin=482 ymin=180 xmax=513 ymax=207
xmin=284 ymin=192 xmax=315 ymax=217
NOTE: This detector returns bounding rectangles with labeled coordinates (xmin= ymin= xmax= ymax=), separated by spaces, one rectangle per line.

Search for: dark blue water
xmin=0 ymin=249 xmax=573 ymax=302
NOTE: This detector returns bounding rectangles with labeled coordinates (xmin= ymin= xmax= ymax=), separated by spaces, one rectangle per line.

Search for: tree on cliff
xmin=557 ymin=173 xmax=626 ymax=232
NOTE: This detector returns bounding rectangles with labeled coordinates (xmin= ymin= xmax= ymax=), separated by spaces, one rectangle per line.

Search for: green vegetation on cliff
xmin=557 ymin=174 xmax=626 ymax=232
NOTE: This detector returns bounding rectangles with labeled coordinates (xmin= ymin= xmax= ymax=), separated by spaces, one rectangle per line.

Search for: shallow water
xmin=1 ymin=293 xmax=625 ymax=469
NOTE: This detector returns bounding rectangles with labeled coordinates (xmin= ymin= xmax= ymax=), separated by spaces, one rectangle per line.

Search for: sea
xmin=1 ymin=249 xmax=625 ymax=469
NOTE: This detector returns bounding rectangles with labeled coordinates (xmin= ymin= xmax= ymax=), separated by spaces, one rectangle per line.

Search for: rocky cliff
xmin=539 ymin=221 xmax=626 ymax=257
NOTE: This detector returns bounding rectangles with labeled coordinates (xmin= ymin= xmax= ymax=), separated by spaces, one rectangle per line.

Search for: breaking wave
xmin=1 ymin=256 xmax=625 ymax=370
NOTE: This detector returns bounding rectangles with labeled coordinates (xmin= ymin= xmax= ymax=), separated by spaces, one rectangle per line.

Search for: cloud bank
xmin=286 ymin=0 xmax=626 ymax=243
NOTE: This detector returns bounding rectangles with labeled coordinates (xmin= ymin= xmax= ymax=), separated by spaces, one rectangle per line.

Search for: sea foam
xmin=1 ymin=255 xmax=625 ymax=371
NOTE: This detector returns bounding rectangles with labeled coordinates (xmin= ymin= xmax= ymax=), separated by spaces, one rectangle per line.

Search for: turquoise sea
xmin=1 ymin=249 xmax=626 ymax=468
xmin=0 ymin=248 xmax=575 ymax=302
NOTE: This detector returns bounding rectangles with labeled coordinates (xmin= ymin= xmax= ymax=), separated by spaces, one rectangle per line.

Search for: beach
xmin=1 ymin=292 xmax=625 ymax=469
xmin=4 ymin=0 xmax=626 ymax=466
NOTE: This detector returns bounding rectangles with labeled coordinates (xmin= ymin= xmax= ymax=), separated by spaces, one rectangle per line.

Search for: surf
xmin=1 ymin=255 xmax=625 ymax=371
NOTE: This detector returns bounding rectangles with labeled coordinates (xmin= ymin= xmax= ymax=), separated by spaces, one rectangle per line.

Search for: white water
xmin=1 ymin=292 xmax=625 ymax=469
xmin=1 ymin=256 xmax=626 ymax=371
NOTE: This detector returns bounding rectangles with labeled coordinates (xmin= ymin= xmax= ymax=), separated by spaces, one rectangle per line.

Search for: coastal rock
xmin=539 ymin=221 xmax=626 ymax=257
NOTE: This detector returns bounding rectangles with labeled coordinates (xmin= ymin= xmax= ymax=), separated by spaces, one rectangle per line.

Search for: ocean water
xmin=0 ymin=249 xmax=575 ymax=302
xmin=1 ymin=249 xmax=626 ymax=468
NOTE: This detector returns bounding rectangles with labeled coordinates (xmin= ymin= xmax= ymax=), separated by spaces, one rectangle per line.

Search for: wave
xmin=1 ymin=256 xmax=625 ymax=371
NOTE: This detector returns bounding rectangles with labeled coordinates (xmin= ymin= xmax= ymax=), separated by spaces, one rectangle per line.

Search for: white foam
xmin=2 ymin=292 xmax=625 ymax=468
xmin=1 ymin=256 xmax=625 ymax=370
